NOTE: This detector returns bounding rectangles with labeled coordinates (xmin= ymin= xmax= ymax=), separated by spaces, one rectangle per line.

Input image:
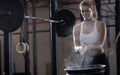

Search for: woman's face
xmin=80 ymin=5 xmax=93 ymax=20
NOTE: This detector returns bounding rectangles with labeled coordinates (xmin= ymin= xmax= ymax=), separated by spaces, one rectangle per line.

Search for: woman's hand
xmin=79 ymin=45 xmax=87 ymax=55
xmin=75 ymin=45 xmax=87 ymax=55
xmin=75 ymin=44 xmax=103 ymax=56
xmin=85 ymin=45 xmax=103 ymax=56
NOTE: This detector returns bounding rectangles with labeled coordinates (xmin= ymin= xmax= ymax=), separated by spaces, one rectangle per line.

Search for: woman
xmin=73 ymin=0 xmax=109 ymax=75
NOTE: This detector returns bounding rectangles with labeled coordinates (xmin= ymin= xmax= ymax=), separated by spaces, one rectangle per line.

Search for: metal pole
xmin=4 ymin=32 xmax=13 ymax=75
xmin=49 ymin=0 xmax=59 ymax=75
xmin=115 ymin=0 xmax=120 ymax=75
xmin=0 ymin=40 xmax=2 ymax=75
xmin=31 ymin=0 xmax=38 ymax=75
xmin=23 ymin=0 xmax=30 ymax=75
xmin=95 ymin=0 xmax=102 ymax=20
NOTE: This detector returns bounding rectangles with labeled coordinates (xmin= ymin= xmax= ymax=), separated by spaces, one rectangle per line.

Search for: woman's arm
xmin=98 ymin=21 xmax=107 ymax=47
xmin=73 ymin=24 xmax=81 ymax=52
xmin=73 ymin=23 xmax=87 ymax=54
xmin=87 ymin=21 xmax=107 ymax=51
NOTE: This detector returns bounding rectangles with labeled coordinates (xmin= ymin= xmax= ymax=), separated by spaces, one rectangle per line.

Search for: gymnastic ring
xmin=16 ymin=42 xmax=27 ymax=53
xmin=25 ymin=42 xmax=30 ymax=52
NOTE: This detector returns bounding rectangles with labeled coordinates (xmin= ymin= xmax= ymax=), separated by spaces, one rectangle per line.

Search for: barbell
xmin=0 ymin=0 xmax=76 ymax=37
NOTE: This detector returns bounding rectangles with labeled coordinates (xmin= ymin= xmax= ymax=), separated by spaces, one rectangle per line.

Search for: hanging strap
xmin=16 ymin=23 xmax=29 ymax=53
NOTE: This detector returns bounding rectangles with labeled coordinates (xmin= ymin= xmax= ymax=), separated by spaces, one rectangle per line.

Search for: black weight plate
xmin=56 ymin=9 xmax=76 ymax=37
xmin=0 ymin=0 xmax=24 ymax=32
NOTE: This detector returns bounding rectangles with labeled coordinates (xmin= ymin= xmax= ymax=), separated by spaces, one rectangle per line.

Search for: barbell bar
xmin=25 ymin=16 xmax=64 ymax=23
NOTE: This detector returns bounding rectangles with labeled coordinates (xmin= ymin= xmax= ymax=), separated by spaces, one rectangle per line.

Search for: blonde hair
xmin=79 ymin=0 xmax=98 ymax=19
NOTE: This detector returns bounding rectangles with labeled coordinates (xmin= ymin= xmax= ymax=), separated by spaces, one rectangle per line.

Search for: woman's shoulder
xmin=74 ymin=22 xmax=83 ymax=29
xmin=96 ymin=20 xmax=106 ymax=31
xmin=74 ymin=23 xmax=80 ymax=27
xmin=97 ymin=20 xmax=105 ymax=26
xmin=73 ymin=23 xmax=81 ymax=32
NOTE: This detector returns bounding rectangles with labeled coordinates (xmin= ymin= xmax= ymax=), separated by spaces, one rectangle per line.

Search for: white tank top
xmin=80 ymin=20 xmax=99 ymax=45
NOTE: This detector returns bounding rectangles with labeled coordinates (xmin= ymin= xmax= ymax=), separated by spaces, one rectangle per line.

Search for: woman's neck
xmin=84 ymin=18 xmax=95 ymax=22
xmin=84 ymin=18 xmax=96 ymax=23
xmin=83 ymin=18 xmax=96 ymax=26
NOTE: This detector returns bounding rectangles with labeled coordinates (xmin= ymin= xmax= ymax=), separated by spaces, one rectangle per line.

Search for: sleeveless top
xmin=80 ymin=20 xmax=99 ymax=45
